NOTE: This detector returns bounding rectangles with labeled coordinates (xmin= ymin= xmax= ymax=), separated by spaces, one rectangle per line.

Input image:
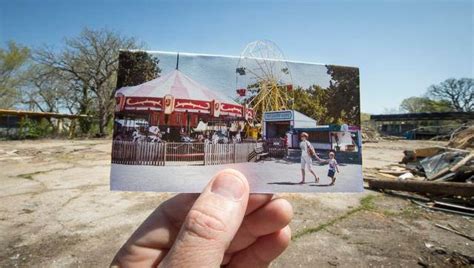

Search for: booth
xmin=294 ymin=124 xmax=362 ymax=152
xmin=262 ymin=110 xmax=361 ymax=152
xmin=262 ymin=110 xmax=317 ymax=148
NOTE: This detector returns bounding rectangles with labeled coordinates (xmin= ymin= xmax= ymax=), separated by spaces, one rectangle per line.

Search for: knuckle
xmin=184 ymin=208 xmax=227 ymax=241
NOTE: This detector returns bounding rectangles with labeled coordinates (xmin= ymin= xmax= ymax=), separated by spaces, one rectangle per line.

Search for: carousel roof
xmin=116 ymin=70 xmax=238 ymax=105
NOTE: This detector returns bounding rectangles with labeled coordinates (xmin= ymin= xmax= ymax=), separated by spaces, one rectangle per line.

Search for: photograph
xmin=2 ymin=0 xmax=473 ymax=266
xmin=110 ymin=42 xmax=363 ymax=193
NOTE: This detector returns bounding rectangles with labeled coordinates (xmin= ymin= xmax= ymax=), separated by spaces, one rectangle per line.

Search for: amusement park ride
xmin=235 ymin=40 xmax=294 ymax=138
xmin=114 ymin=40 xmax=295 ymax=142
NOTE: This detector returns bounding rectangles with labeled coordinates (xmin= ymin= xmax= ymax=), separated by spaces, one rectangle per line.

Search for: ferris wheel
xmin=236 ymin=40 xmax=294 ymax=123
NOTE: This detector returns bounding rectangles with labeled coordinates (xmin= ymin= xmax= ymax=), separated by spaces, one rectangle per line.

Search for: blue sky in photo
xmin=152 ymin=51 xmax=332 ymax=100
xmin=1 ymin=0 xmax=472 ymax=113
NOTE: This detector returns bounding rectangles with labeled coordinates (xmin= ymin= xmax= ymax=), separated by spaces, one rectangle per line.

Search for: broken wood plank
xmin=434 ymin=223 xmax=474 ymax=241
xmin=377 ymin=169 xmax=408 ymax=175
xmin=411 ymin=200 xmax=474 ymax=217
xmin=389 ymin=163 xmax=409 ymax=169
xmin=427 ymin=166 xmax=451 ymax=181
xmin=434 ymin=201 xmax=474 ymax=212
xmin=449 ymin=153 xmax=473 ymax=172
xmin=414 ymin=147 xmax=445 ymax=158
xmin=377 ymin=172 xmax=399 ymax=179
xmin=367 ymin=179 xmax=474 ymax=197
xmin=433 ymin=172 xmax=457 ymax=182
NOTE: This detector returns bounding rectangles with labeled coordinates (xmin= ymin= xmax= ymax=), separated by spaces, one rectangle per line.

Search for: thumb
xmin=160 ymin=169 xmax=249 ymax=267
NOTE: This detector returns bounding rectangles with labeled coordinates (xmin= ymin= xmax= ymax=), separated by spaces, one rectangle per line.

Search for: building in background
xmin=370 ymin=112 xmax=474 ymax=139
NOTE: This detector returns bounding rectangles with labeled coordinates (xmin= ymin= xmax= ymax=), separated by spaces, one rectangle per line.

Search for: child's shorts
xmin=328 ymin=169 xmax=335 ymax=178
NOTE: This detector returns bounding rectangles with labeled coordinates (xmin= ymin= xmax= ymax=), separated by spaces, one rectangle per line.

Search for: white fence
xmin=204 ymin=143 xmax=256 ymax=165
xmin=112 ymin=141 xmax=262 ymax=166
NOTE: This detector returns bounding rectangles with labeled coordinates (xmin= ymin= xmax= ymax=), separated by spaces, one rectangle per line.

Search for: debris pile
xmin=366 ymin=141 xmax=474 ymax=215
xmin=447 ymin=125 xmax=474 ymax=150
xmin=402 ymin=146 xmax=473 ymax=183
xmin=369 ymin=146 xmax=473 ymax=183
xmin=420 ymin=242 xmax=474 ymax=266
xmin=361 ymin=125 xmax=382 ymax=143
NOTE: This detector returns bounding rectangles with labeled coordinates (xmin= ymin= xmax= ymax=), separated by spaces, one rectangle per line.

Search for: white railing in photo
xmin=204 ymin=143 xmax=233 ymax=165
xmin=112 ymin=140 xmax=165 ymax=166
xmin=202 ymin=143 xmax=258 ymax=165
xmin=165 ymin=143 xmax=205 ymax=165
xmin=112 ymin=140 xmax=262 ymax=166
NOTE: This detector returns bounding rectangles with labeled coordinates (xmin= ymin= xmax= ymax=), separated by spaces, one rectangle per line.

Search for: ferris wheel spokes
xmin=236 ymin=40 xmax=294 ymax=122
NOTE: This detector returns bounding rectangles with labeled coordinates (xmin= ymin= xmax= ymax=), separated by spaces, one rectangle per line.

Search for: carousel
xmin=114 ymin=62 xmax=254 ymax=142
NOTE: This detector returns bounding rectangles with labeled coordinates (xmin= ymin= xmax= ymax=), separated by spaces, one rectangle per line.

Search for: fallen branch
xmin=435 ymin=223 xmax=474 ymax=241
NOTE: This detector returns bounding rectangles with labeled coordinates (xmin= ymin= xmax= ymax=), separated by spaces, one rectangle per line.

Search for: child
xmin=327 ymin=151 xmax=339 ymax=185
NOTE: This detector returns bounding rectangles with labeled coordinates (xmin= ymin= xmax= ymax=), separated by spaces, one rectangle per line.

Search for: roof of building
xmin=0 ymin=109 xmax=90 ymax=119
xmin=292 ymin=110 xmax=317 ymax=128
xmin=371 ymin=112 xmax=474 ymax=121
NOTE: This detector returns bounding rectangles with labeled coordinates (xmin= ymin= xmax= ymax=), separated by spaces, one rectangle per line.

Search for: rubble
xmin=374 ymin=144 xmax=473 ymax=184
xmin=447 ymin=125 xmax=474 ymax=150
xmin=420 ymin=242 xmax=474 ymax=266
xmin=361 ymin=125 xmax=382 ymax=143
xmin=367 ymin=136 xmax=474 ymax=206
xmin=409 ymin=199 xmax=474 ymax=217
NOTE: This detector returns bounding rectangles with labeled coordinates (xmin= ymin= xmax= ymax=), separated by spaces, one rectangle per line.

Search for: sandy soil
xmin=0 ymin=139 xmax=472 ymax=267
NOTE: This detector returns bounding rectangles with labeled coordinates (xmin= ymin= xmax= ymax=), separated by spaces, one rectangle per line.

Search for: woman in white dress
xmin=299 ymin=132 xmax=321 ymax=184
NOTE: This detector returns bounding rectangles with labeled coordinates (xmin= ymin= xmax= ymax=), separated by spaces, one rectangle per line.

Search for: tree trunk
xmin=79 ymin=85 xmax=92 ymax=134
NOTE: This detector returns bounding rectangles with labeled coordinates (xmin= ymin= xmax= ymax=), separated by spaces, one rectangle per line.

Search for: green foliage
xmin=293 ymin=85 xmax=331 ymax=123
xmin=116 ymin=51 xmax=161 ymax=88
xmin=292 ymin=65 xmax=361 ymax=126
xmin=0 ymin=41 xmax=30 ymax=108
xmin=325 ymin=65 xmax=361 ymax=125
xmin=400 ymin=96 xmax=453 ymax=113
xmin=18 ymin=118 xmax=53 ymax=139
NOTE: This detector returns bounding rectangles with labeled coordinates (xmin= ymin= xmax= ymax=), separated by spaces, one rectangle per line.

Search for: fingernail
xmin=211 ymin=171 xmax=245 ymax=200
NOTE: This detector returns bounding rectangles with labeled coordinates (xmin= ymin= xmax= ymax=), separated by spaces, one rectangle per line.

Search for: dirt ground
xmin=0 ymin=139 xmax=472 ymax=267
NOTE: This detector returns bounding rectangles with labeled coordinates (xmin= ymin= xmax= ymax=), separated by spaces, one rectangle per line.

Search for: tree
xmin=399 ymin=96 xmax=452 ymax=113
xmin=428 ymin=78 xmax=473 ymax=112
xmin=20 ymin=64 xmax=79 ymax=115
xmin=293 ymin=85 xmax=330 ymax=123
xmin=0 ymin=41 xmax=30 ymax=109
xmin=325 ymin=65 xmax=361 ymax=125
xmin=35 ymin=28 xmax=143 ymax=136
xmin=116 ymin=51 xmax=161 ymax=88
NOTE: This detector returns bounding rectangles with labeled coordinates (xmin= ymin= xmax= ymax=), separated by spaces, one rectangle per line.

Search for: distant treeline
xmin=1 ymin=27 xmax=471 ymax=138
xmin=0 ymin=28 xmax=150 ymax=137
xmin=397 ymin=78 xmax=473 ymax=114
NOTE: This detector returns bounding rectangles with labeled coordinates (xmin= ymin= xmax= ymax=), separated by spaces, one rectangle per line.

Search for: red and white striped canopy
xmin=116 ymin=70 xmax=237 ymax=105
xmin=115 ymin=70 xmax=253 ymax=119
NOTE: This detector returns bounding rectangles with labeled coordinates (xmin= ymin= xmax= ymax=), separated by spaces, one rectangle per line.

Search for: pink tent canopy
xmin=115 ymin=70 xmax=253 ymax=119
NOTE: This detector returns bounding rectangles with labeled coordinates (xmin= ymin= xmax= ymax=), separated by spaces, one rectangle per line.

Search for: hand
xmin=111 ymin=169 xmax=293 ymax=267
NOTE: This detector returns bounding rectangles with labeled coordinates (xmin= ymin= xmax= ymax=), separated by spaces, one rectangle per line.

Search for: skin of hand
xmin=111 ymin=169 xmax=293 ymax=268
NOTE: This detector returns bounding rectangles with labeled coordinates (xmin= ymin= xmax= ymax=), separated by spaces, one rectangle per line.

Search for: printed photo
xmin=110 ymin=42 xmax=362 ymax=193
